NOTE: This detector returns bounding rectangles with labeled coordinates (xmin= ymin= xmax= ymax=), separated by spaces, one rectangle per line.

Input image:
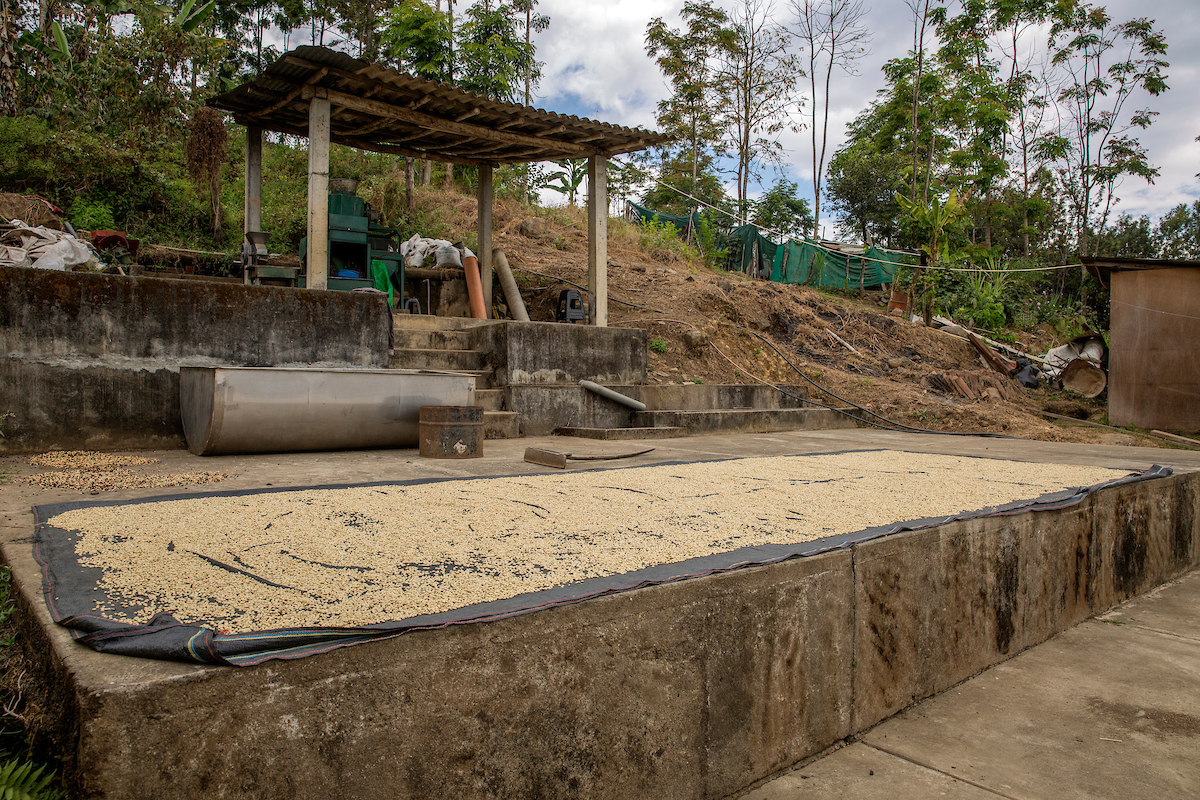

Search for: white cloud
xmin=531 ymin=0 xmax=1200 ymax=223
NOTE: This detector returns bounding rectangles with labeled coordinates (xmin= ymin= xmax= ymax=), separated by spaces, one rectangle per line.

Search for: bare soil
xmin=407 ymin=186 xmax=1173 ymax=449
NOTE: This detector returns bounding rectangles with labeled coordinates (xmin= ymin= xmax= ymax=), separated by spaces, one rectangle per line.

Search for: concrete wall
xmin=1108 ymin=268 xmax=1200 ymax=431
xmin=475 ymin=321 xmax=647 ymax=387
xmin=510 ymin=383 xmax=812 ymax=436
xmin=13 ymin=471 xmax=1199 ymax=800
xmin=0 ymin=267 xmax=392 ymax=453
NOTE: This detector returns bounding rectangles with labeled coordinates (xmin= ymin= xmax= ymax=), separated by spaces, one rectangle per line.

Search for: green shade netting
xmin=769 ymin=239 xmax=918 ymax=289
xmin=628 ymin=201 xmax=701 ymax=234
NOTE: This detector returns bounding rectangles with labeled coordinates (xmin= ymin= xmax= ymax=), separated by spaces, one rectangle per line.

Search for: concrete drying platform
xmin=2 ymin=429 xmax=1199 ymax=799
xmin=744 ymin=569 xmax=1200 ymax=800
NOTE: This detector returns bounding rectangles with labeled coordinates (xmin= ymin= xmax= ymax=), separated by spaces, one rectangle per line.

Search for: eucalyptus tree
xmin=788 ymin=0 xmax=870 ymax=239
xmin=1042 ymin=4 xmax=1168 ymax=257
xmin=644 ymin=0 xmax=734 ymax=205
xmin=512 ymin=0 xmax=548 ymax=105
xmin=716 ymin=0 xmax=802 ymax=222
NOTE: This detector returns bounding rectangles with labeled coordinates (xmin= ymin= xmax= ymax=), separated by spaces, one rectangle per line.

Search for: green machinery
xmin=299 ymin=190 xmax=404 ymax=306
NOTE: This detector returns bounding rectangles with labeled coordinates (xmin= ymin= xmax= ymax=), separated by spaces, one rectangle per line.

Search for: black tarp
xmin=33 ymin=455 xmax=1172 ymax=666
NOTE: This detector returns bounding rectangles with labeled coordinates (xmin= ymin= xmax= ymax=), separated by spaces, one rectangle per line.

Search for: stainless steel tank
xmin=180 ymin=366 xmax=476 ymax=455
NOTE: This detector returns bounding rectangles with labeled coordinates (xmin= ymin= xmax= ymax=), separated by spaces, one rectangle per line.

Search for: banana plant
xmin=544 ymin=159 xmax=587 ymax=207
xmin=894 ymin=188 xmax=967 ymax=266
xmin=175 ymin=0 xmax=216 ymax=33
xmin=894 ymin=189 xmax=968 ymax=324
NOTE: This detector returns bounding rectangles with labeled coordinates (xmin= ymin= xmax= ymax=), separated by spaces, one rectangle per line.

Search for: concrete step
xmin=631 ymin=407 xmax=859 ymax=436
xmin=484 ymin=410 xmax=519 ymax=439
xmin=554 ymin=426 xmax=691 ymax=441
xmin=389 ymin=348 xmax=486 ymax=372
xmin=392 ymin=314 xmax=494 ymax=331
xmin=475 ymin=388 xmax=506 ymax=412
xmin=392 ymin=327 xmax=476 ymax=351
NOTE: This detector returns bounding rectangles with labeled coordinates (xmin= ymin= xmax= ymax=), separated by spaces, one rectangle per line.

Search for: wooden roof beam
xmin=303 ymin=86 xmax=595 ymax=157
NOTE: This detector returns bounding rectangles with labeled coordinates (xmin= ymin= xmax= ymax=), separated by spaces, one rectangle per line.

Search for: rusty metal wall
xmin=1109 ymin=268 xmax=1200 ymax=431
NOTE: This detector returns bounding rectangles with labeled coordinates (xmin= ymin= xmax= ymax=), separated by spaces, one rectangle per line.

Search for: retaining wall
xmin=0 ymin=267 xmax=392 ymax=453
xmin=9 ymin=469 xmax=1197 ymax=799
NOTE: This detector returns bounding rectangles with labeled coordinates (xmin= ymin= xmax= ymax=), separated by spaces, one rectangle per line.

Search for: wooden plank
xmin=1151 ymin=429 xmax=1200 ymax=447
xmin=309 ymin=87 xmax=596 ymax=157
xmin=1040 ymin=412 xmax=1200 ymax=449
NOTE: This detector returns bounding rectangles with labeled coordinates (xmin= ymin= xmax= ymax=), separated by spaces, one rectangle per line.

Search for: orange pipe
xmin=462 ymin=255 xmax=487 ymax=319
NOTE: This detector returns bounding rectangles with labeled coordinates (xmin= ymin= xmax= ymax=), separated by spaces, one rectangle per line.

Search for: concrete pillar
xmin=587 ymin=155 xmax=608 ymax=327
xmin=478 ymin=164 xmax=494 ymax=318
xmin=243 ymin=126 xmax=262 ymax=286
xmin=306 ymin=94 xmax=330 ymax=291
xmin=244 ymin=126 xmax=262 ymax=236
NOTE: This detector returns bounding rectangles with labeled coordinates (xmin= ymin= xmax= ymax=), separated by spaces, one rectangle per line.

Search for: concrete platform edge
xmin=9 ymin=469 xmax=1199 ymax=799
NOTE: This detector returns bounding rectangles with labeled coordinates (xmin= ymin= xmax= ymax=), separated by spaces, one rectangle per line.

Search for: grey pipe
xmin=580 ymin=380 xmax=646 ymax=412
xmin=492 ymin=247 xmax=530 ymax=322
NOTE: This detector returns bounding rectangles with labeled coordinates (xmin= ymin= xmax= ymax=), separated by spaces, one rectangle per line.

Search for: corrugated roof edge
xmin=211 ymin=44 xmax=669 ymax=146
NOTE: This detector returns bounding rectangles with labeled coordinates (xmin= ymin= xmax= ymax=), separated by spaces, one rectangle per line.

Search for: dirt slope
xmin=410 ymin=186 xmax=1170 ymax=449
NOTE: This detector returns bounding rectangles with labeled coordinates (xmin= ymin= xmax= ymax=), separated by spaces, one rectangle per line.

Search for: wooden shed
xmin=209 ymin=46 xmax=668 ymax=326
xmin=1085 ymin=256 xmax=1200 ymax=432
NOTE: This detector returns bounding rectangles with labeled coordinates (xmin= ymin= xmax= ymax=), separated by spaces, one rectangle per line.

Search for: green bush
xmin=68 ymin=198 xmax=115 ymax=231
xmin=649 ymin=336 xmax=667 ymax=354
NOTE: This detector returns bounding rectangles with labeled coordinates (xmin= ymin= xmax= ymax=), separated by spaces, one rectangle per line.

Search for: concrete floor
xmin=2 ymin=428 xmax=1199 ymax=799
xmin=4 ymin=428 xmax=1199 ymax=540
xmin=740 ymin=568 xmax=1200 ymax=800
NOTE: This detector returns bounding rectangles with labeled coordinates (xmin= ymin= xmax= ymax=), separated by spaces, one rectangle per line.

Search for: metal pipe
xmin=580 ymin=380 xmax=646 ymax=412
xmin=492 ymin=247 xmax=530 ymax=322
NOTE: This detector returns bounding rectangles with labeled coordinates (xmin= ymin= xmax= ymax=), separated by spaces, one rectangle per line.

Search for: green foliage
xmin=641 ymin=151 xmax=727 ymax=216
xmin=648 ymin=337 xmax=667 ymax=354
xmin=0 ymin=756 xmax=56 ymax=800
xmin=457 ymin=2 xmax=540 ymax=103
xmin=1154 ymin=200 xmax=1200 ymax=259
xmin=381 ymin=1 xmax=454 ymax=82
xmin=696 ymin=213 xmax=732 ymax=268
xmin=68 ymin=199 xmax=116 ymax=232
xmin=644 ymin=0 xmax=734 ymax=203
xmin=825 ymin=139 xmax=906 ymax=246
xmin=638 ymin=216 xmax=702 ymax=264
xmin=896 ymin=189 xmax=967 ymax=265
xmin=751 ymin=180 xmax=812 ymax=242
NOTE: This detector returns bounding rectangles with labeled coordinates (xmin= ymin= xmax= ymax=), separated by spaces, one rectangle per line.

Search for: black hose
xmin=737 ymin=326 xmax=1016 ymax=439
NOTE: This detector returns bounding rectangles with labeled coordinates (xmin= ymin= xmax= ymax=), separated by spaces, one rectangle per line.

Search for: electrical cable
xmin=615 ymin=316 xmax=1016 ymax=438
xmin=609 ymin=155 xmax=1086 ymax=274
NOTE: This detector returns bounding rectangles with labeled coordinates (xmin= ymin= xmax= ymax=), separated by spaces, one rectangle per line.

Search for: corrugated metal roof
xmin=209 ymin=46 xmax=670 ymax=166
xmin=1082 ymin=255 xmax=1200 ymax=288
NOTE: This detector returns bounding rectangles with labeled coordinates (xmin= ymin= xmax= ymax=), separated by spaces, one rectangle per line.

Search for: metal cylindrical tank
xmin=418 ymin=405 xmax=484 ymax=458
xmin=180 ymin=367 xmax=476 ymax=455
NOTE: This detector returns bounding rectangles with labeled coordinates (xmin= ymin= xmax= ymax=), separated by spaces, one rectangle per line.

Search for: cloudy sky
xmin=527 ymin=0 xmax=1200 ymax=232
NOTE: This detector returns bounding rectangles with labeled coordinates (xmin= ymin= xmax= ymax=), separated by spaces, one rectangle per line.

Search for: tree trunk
xmin=405 ymin=157 xmax=416 ymax=216
xmin=209 ymin=166 xmax=223 ymax=243
xmin=0 ymin=0 xmax=19 ymax=116
xmin=421 ymin=159 xmax=431 ymax=185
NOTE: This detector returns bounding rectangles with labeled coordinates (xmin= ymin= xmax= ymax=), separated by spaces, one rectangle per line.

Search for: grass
xmin=648 ymin=337 xmax=667 ymax=354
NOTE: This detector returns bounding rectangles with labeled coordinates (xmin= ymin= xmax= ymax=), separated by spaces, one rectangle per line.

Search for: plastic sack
xmin=433 ymin=242 xmax=463 ymax=268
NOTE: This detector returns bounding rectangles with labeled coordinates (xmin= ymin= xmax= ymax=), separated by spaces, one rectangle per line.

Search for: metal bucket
xmin=419 ymin=405 xmax=484 ymax=458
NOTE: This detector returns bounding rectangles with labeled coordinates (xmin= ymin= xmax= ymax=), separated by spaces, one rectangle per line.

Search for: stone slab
xmin=862 ymin=608 xmax=1200 ymax=798
xmin=740 ymin=743 xmax=998 ymax=800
